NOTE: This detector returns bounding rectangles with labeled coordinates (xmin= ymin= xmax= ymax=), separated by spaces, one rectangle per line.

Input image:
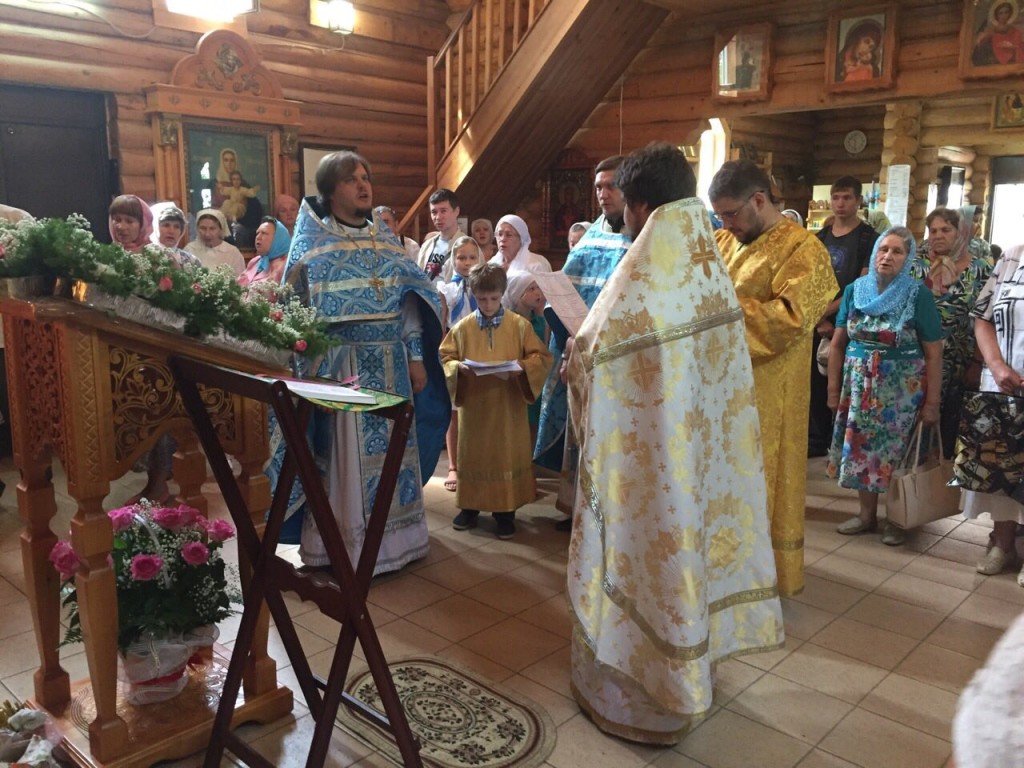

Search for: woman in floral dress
xmin=912 ymin=207 xmax=993 ymax=455
xmin=828 ymin=227 xmax=943 ymax=546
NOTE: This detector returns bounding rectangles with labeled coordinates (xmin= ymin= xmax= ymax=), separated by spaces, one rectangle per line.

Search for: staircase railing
xmin=401 ymin=0 xmax=551 ymax=234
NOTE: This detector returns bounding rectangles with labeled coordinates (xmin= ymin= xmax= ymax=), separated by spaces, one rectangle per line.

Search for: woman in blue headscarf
xmin=827 ymin=226 xmax=944 ymax=545
xmin=238 ymin=216 xmax=291 ymax=287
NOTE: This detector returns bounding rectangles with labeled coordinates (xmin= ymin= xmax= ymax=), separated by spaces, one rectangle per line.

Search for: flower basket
xmin=49 ymin=500 xmax=241 ymax=700
xmin=118 ymin=632 xmax=191 ymax=705
xmin=203 ymin=329 xmax=293 ymax=368
xmin=71 ymin=280 xmax=187 ymax=334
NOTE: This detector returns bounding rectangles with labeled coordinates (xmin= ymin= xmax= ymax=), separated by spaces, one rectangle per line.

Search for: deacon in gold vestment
xmin=568 ymin=144 xmax=784 ymax=745
xmin=711 ymin=160 xmax=837 ymax=597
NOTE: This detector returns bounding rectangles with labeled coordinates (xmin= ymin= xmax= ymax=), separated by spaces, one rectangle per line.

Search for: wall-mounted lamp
xmin=310 ymin=0 xmax=354 ymax=34
xmin=327 ymin=0 xmax=354 ymax=34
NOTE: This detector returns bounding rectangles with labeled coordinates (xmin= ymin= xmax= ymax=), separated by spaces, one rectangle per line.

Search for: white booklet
xmin=261 ymin=376 xmax=376 ymax=404
xmin=463 ymin=358 xmax=522 ymax=376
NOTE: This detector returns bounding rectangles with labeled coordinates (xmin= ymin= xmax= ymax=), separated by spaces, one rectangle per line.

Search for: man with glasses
xmin=710 ymin=159 xmax=836 ymax=598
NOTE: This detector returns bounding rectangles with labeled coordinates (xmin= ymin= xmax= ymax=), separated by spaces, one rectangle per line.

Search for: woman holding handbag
xmin=827 ymin=227 xmax=943 ymax=546
xmin=964 ymin=243 xmax=1024 ymax=582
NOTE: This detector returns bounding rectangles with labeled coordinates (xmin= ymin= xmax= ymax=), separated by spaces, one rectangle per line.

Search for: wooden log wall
xmin=730 ymin=112 xmax=817 ymax=212
xmin=812 ymin=106 xmax=886 ymax=189
xmin=568 ymin=0 xmax=1024 ymax=241
xmin=0 ymin=0 xmax=449 ymax=233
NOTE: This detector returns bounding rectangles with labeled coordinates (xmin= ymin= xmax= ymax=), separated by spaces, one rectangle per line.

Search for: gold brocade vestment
xmin=567 ymin=199 xmax=784 ymax=745
xmin=716 ymin=219 xmax=837 ymax=596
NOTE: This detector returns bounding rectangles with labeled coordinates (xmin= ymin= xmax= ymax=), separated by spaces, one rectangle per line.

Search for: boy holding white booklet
xmin=440 ymin=263 xmax=552 ymax=538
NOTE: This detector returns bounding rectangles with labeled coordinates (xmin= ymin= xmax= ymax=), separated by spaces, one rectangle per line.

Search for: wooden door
xmin=0 ymin=84 xmax=113 ymax=241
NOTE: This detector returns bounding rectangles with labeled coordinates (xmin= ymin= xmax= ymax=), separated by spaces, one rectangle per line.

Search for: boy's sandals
xmin=444 ymin=467 xmax=457 ymax=492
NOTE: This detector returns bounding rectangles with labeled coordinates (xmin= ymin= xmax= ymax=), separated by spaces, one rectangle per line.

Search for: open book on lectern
xmin=258 ymin=375 xmax=376 ymax=405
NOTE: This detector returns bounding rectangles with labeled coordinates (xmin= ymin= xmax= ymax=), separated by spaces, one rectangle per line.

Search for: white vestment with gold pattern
xmin=566 ymin=198 xmax=784 ymax=745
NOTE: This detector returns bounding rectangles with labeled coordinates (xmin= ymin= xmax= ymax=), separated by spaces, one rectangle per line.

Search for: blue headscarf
xmin=449 ymin=273 xmax=477 ymax=320
xmin=852 ymin=226 xmax=920 ymax=317
xmin=258 ymin=219 xmax=291 ymax=274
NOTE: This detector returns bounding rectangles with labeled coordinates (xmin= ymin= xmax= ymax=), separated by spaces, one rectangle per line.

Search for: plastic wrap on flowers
xmin=117 ymin=625 xmax=221 ymax=705
xmin=118 ymin=632 xmax=191 ymax=705
xmin=183 ymin=624 xmax=219 ymax=667
xmin=0 ymin=707 xmax=63 ymax=767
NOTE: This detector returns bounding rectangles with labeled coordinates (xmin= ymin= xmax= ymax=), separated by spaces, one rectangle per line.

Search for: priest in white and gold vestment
xmin=567 ymin=143 xmax=784 ymax=745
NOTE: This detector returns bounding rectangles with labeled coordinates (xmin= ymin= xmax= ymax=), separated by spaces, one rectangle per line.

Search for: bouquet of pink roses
xmin=49 ymin=499 xmax=240 ymax=652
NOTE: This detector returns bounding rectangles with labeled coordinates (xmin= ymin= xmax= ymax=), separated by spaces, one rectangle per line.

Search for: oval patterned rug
xmin=335 ymin=656 xmax=556 ymax=768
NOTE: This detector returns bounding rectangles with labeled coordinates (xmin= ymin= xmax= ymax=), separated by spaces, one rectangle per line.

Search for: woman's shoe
xmin=881 ymin=522 xmax=906 ymax=546
xmin=977 ymin=545 xmax=1019 ymax=575
xmin=444 ymin=467 xmax=457 ymax=492
xmin=837 ymin=516 xmax=877 ymax=535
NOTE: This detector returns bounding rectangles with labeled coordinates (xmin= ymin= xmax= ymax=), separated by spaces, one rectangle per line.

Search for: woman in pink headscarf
xmin=108 ymin=194 xmax=153 ymax=252
xmin=490 ymin=215 xmax=552 ymax=275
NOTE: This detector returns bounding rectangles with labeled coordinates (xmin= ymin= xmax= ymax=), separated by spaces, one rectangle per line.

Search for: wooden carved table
xmin=0 ymin=297 xmax=293 ymax=766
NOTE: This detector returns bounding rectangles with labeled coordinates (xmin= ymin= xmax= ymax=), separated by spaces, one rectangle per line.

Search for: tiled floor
xmin=0 ymin=454 xmax=1018 ymax=767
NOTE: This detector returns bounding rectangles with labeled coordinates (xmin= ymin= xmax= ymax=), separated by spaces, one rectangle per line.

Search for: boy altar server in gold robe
xmin=711 ymin=159 xmax=837 ymax=597
xmin=441 ymin=263 xmax=553 ymax=539
xmin=567 ymin=143 xmax=784 ymax=745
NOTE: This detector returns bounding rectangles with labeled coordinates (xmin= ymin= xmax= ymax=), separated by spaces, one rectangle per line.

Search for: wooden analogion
xmin=2 ymin=296 xmax=293 ymax=766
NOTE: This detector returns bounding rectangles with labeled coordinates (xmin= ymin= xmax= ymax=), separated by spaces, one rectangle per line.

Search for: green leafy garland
xmin=0 ymin=214 xmax=332 ymax=358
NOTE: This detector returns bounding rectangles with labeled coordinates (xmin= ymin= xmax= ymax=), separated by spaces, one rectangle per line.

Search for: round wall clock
xmin=844 ymin=129 xmax=867 ymax=155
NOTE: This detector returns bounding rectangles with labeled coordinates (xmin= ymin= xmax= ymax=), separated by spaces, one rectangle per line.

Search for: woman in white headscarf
xmin=185 ymin=208 xmax=245 ymax=276
xmin=490 ymin=215 xmax=552 ymax=275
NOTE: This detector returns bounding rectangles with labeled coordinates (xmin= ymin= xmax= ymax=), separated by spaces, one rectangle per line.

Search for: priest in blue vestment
xmin=268 ymin=151 xmax=448 ymax=575
xmin=534 ymin=157 xmax=632 ymax=516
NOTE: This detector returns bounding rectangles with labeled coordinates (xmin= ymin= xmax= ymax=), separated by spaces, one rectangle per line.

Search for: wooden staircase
xmin=406 ymin=0 xmax=669 ymax=227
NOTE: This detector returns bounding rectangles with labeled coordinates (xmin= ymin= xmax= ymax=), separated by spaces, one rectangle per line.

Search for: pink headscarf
xmin=108 ymin=194 xmax=154 ymax=252
xmin=927 ymin=208 xmax=972 ymax=297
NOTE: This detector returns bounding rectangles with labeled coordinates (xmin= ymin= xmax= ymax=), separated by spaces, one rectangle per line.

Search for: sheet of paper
xmin=885 ymin=164 xmax=911 ymax=227
xmin=531 ymin=271 xmax=589 ymax=336
xmin=463 ymin=358 xmax=522 ymax=376
xmin=261 ymin=376 xmax=377 ymax=404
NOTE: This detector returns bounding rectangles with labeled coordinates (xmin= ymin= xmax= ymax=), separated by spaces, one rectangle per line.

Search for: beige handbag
xmin=887 ymin=423 xmax=962 ymax=529
xmin=816 ymin=336 xmax=830 ymax=376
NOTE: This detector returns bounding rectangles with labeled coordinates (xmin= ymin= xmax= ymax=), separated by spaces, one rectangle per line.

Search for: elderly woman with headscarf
xmin=274 ymin=194 xmax=300 ymax=236
xmin=504 ymin=271 xmax=550 ymax=438
xmin=109 ymin=194 xmax=153 ymax=252
xmin=149 ymin=202 xmax=200 ymax=269
xmin=238 ymin=216 xmax=291 ymax=287
xmin=471 ymin=218 xmax=496 ymax=261
xmin=568 ymin=220 xmax=592 ymax=250
xmin=120 ymin=201 xmax=200 ymax=506
xmin=185 ymin=208 xmax=245 ymax=276
xmin=490 ymin=215 xmax=552 ymax=275
xmin=780 ymin=209 xmax=804 ymax=228
xmin=828 ymin=226 xmax=943 ymax=546
xmin=911 ymin=207 xmax=994 ymax=456
xmin=961 ymin=204 xmax=994 ymax=264
xmin=866 ymin=208 xmax=893 ymax=235
xmin=374 ymin=205 xmax=419 ymax=261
